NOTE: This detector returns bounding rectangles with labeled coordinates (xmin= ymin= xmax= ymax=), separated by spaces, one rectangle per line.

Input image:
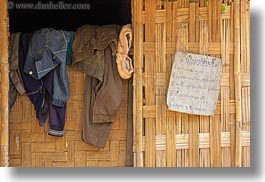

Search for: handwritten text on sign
xmin=167 ymin=52 xmax=222 ymax=116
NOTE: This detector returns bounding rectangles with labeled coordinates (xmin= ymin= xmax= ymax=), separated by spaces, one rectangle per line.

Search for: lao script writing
xmin=167 ymin=52 xmax=222 ymax=116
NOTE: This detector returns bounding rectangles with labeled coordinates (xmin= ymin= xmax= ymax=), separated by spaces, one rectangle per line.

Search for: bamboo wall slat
xmin=0 ymin=0 xmax=9 ymax=167
xmin=133 ymin=0 xmax=144 ymax=167
xmin=133 ymin=0 xmax=250 ymax=167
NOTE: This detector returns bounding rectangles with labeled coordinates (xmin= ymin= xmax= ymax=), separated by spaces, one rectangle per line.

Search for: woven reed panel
xmin=9 ymin=67 xmax=128 ymax=167
xmin=133 ymin=0 xmax=250 ymax=167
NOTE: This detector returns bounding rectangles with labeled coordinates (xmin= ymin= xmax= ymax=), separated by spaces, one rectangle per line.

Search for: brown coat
xmin=72 ymin=24 xmax=122 ymax=148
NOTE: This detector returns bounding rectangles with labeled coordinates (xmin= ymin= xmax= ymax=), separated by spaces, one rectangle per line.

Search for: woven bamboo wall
xmin=8 ymin=68 xmax=129 ymax=167
xmin=132 ymin=0 xmax=250 ymax=167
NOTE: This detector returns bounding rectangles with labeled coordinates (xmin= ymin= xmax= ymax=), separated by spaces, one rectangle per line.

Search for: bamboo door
xmin=132 ymin=0 xmax=250 ymax=167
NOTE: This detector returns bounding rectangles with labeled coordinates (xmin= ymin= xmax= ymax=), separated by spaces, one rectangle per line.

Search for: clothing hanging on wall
xmin=8 ymin=24 xmax=131 ymax=147
xmin=17 ymin=31 xmax=72 ymax=137
xmin=66 ymin=32 xmax=75 ymax=65
xmin=24 ymin=28 xmax=72 ymax=107
xmin=72 ymin=24 xmax=122 ymax=148
xmin=116 ymin=24 xmax=134 ymax=80
xmin=8 ymin=33 xmax=26 ymax=109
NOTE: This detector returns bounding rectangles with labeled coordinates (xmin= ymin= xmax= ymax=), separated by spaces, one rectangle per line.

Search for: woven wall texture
xmin=132 ymin=0 xmax=250 ymax=167
xmin=8 ymin=68 xmax=129 ymax=167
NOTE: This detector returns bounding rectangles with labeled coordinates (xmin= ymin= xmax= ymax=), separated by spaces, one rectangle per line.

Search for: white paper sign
xmin=167 ymin=52 xmax=222 ymax=116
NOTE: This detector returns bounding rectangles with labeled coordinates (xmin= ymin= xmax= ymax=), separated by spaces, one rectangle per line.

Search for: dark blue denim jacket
xmin=19 ymin=33 xmax=66 ymax=137
xmin=24 ymin=28 xmax=72 ymax=107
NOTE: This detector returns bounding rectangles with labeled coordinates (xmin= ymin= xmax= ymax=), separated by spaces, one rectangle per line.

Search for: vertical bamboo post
xmin=0 ymin=0 xmax=9 ymax=167
xmin=165 ymin=1 xmax=177 ymax=167
xmin=133 ymin=0 xmax=144 ymax=167
xmin=144 ymin=0 xmax=156 ymax=167
xmin=234 ymin=0 xmax=242 ymax=167
xmin=188 ymin=2 xmax=199 ymax=167
xmin=208 ymin=0 xmax=222 ymax=42
xmin=208 ymin=0 xmax=222 ymax=167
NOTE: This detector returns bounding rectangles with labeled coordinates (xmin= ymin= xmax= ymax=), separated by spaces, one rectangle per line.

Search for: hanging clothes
xmin=66 ymin=32 xmax=75 ymax=66
xmin=8 ymin=33 xmax=26 ymax=109
xmin=72 ymin=24 xmax=122 ymax=148
xmin=116 ymin=24 xmax=134 ymax=80
xmin=23 ymin=28 xmax=72 ymax=107
xmin=19 ymin=33 xmax=67 ymax=137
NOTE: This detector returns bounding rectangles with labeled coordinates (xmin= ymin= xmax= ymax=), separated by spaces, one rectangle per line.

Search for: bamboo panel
xmin=8 ymin=68 xmax=129 ymax=167
xmin=133 ymin=0 xmax=250 ymax=167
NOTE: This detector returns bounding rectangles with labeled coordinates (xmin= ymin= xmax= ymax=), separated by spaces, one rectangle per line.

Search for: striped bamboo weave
xmin=132 ymin=0 xmax=250 ymax=167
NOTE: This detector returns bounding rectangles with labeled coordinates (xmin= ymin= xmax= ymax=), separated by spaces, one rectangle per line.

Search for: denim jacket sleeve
xmin=48 ymin=30 xmax=72 ymax=107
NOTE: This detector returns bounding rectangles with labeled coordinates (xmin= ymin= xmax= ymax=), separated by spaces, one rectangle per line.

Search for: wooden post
xmin=234 ymin=0 xmax=242 ymax=167
xmin=208 ymin=0 xmax=222 ymax=167
xmin=0 ymin=0 xmax=9 ymax=167
xmin=144 ymin=0 xmax=156 ymax=168
xmin=133 ymin=0 xmax=144 ymax=167
xmin=188 ymin=2 xmax=200 ymax=167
